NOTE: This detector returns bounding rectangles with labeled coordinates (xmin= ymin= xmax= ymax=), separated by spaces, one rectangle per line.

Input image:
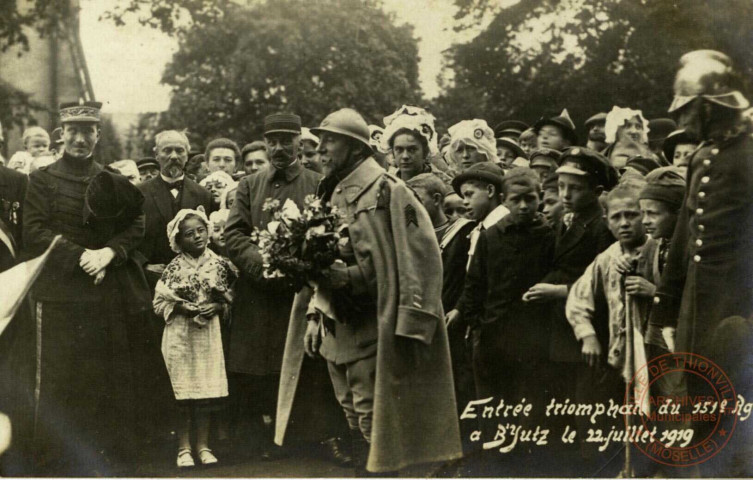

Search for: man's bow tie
xmin=166 ymin=179 xmax=183 ymax=190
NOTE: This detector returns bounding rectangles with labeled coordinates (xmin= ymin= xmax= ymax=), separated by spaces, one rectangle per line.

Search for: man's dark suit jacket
xmin=137 ymin=176 xmax=213 ymax=272
xmin=541 ymin=200 xmax=614 ymax=362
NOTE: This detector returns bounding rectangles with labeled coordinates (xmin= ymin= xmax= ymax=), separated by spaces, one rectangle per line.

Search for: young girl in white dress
xmin=153 ymin=207 xmax=236 ymax=468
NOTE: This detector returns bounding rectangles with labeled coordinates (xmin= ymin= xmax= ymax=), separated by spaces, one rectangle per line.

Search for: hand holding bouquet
xmin=251 ymin=195 xmax=344 ymax=290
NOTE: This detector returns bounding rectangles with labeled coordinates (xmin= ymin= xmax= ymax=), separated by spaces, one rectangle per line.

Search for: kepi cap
xmin=59 ymin=100 xmax=102 ymax=123
xmin=264 ymin=113 xmax=302 ymax=135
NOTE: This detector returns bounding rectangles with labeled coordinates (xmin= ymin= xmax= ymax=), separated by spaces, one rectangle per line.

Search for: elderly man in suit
xmin=136 ymin=129 xmax=213 ymax=448
xmin=138 ymin=130 xmax=213 ymax=284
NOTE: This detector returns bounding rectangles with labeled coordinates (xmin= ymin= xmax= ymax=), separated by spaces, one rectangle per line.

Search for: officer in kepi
xmin=303 ymin=108 xmax=462 ymax=475
xmin=23 ymin=100 xmax=149 ymax=476
xmin=649 ymin=50 xmax=753 ymax=477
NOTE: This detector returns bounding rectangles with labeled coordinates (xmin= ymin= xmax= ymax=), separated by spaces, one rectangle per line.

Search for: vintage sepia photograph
xmin=0 ymin=0 xmax=752 ymax=477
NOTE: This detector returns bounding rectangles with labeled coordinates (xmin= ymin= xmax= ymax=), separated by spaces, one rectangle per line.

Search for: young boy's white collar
xmin=481 ymin=204 xmax=510 ymax=229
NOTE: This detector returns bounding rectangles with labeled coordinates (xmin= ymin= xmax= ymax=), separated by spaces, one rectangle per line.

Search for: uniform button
xmin=696 ymin=208 xmax=704 ymax=215
xmin=698 ymin=224 xmax=705 ymax=232
xmin=653 ymin=297 xmax=661 ymax=305
xmin=273 ymin=183 xmax=280 ymax=189
xmin=696 ymin=239 xmax=703 ymax=247
xmin=693 ymin=254 xmax=701 ymax=263
xmin=711 ymin=148 xmax=719 ymax=155
xmin=703 ymin=159 xmax=711 ymax=167
xmin=698 ymin=191 xmax=706 ymax=199
xmin=701 ymin=176 xmax=710 ymax=184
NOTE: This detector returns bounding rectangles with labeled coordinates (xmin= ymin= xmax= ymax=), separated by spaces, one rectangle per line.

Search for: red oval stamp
xmin=625 ymin=352 xmax=738 ymax=467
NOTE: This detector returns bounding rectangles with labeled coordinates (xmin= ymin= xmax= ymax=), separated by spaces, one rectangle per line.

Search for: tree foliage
xmin=152 ymin=0 xmax=421 ymax=146
xmin=95 ymin=116 xmax=124 ymax=164
xmin=435 ymin=0 xmax=753 ymax=131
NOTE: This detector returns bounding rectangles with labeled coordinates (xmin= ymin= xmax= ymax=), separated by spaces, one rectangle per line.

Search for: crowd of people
xmin=0 ymin=49 xmax=751 ymax=477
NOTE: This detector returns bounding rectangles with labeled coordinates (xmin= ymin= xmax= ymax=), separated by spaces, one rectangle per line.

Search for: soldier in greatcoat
xmin=303 ymin=108 xmax=462 ymax=474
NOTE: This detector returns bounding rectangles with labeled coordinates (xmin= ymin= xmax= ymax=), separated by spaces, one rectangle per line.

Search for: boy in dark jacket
xmin=463 ymin=167 xmax=555 ymax=406
xmin=523 ymin=148 xmax=616 ymax=470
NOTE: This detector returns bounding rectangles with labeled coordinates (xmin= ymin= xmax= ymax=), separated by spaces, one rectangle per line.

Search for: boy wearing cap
xmin=444 ymin=162 xmax=508 ymax=339
xmin=463 ymin=167 xmax=555 ymax=414
xmin=523 ymin=147 xmax=615 ymax=443
xmin=529 ymin=148 xmax=561 ymax=184
xmin=633 ymin=168 xmax=685 ymax=355
xmin=495 ymin=137 xmax=527 ymax=169
xmin=662 ymin=129 xmax=698 ymax=173
xmin=137 ymin=157 xmax=160 ymax=183
xmin=534 ymin=109 xmax=577 ymax=151
xmin=565 ymin=181 xmax=659 ymax=473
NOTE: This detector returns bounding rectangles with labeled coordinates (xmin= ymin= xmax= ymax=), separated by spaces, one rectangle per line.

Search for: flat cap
xmin=625 ymin=155 xmax=661 ymax=176
xmin=452 ymin=162 xmax=505 ymax=196
xmin=529 ymin=147 xmax=562 ymax=166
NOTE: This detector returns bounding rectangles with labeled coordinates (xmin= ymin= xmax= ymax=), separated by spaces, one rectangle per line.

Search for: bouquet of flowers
xmin=251 ymin=195 xmax=344 ymax=290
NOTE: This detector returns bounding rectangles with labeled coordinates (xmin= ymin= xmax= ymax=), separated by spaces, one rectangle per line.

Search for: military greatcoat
xmin=650 ymin=123 xmax=753 ymax=357
xmin=310 ymin=158 xmax=462 ymax=472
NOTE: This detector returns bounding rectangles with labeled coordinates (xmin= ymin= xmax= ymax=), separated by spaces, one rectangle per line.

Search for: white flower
xmin=280 ymin=199 xmax=302 ymax=224
xmin=306 ymin=224 xmax=327 ymax=239
xmin=308 ymin=198 xmax=322 ymax=210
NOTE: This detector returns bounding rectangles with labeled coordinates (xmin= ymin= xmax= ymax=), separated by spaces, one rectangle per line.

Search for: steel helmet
xmin=669 ymin=50 xmax=750 ymax=113
xmin=311 ymin=108 xmax=372 ymax=151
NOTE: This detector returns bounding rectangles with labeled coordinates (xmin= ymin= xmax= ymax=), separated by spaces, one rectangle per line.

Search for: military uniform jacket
xmin=314 ymin=157 xmax=462 ymax=472
xmin=23 ymin=154 xmax=148 ymax=306
xmin=649 ymin=123 xmax=753 ymax=356
xmin=224 ymin=161 xmax=321 ymax=375
xmin=541 ymin=201 xmax=614 ymax=362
